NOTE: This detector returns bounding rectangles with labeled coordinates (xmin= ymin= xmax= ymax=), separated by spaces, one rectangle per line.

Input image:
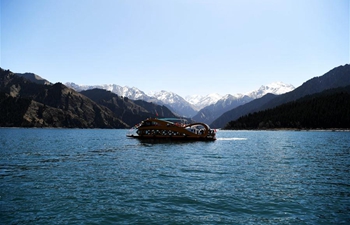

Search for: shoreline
xmin=1 ymin=126 xmax=349 ymax=132
xmin=221 ymin=128 xmax=350 ymax=132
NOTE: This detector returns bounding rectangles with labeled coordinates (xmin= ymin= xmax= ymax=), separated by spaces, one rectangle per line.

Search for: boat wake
xmin=217 ymin=137 xmax=247 ymax=141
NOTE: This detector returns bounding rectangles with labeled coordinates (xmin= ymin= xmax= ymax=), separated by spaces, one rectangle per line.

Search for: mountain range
xmin=1 ymin=64 xmax=348 ymax=129
xmin=65 ymin=81 xmax=295 ymax=120
xmin=192 ymin=82 xmax=295 ymax=125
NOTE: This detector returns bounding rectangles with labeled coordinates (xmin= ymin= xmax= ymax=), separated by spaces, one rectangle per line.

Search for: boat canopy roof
xmin=157 ymin=118 xmax=187 ymax=122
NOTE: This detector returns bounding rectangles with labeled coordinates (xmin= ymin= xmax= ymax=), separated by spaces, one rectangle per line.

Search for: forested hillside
xmin=212 ymin=64 xmax=350 ymax=128
xmin=224 ymin=86 xmax=350 ymax=130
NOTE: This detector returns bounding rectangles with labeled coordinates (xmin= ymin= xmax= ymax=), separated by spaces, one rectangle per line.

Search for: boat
xmin=127 ymin=118 xmax=216 ymax=141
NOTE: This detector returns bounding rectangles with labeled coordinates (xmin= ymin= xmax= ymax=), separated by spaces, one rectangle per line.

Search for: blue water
xmin=0 ymin=128 xmax=349 ymax=224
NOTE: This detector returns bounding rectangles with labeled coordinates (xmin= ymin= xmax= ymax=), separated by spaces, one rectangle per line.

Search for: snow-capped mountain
xmin=149 ymin=90 xmax=197 ymax=117
xmin=192 ymin=94 xmax=254 ymax=125
xmin=65 ymin=81 xmax=294 ymax=120
xmin=65 ymin=83 xmax=197 ymax=117
xmin=192 ymin=82 xmax=295 ymax=124
xmin=185 ymin=93 xmax=222 ymax=111
xmin=65 ymin=82 xmax=152 ymax=101
xmin=217 ymin=94 xmax=253 ymax=108
xmin=247 ymin=82 xmax=295 ymax=99
xmin=185 ymin=82 xmax=294 ymax=111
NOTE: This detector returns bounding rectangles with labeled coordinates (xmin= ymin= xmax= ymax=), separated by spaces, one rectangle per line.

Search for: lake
xmin=0 ymin=128 xmax=349 ymax=224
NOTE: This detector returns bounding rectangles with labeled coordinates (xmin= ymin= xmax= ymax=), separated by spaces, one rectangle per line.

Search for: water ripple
xmin=0 ymin=129 xmax=349 ymax=224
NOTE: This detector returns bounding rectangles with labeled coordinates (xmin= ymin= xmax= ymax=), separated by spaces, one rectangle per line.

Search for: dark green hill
xmin=211 ymin=64 xmax=350 ymax=128
xmin=224 ymin=86 xmax=350 ymax=130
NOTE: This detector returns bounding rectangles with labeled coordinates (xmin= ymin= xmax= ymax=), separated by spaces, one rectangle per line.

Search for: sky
xmin=1 ymin=0 xmax=349 ymax=97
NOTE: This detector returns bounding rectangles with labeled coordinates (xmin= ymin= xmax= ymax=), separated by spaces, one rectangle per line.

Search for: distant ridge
xmin=15 ymin=72 xmax=52 ymax=85
xmin=211 ymin=64 xmax=350 ymax=128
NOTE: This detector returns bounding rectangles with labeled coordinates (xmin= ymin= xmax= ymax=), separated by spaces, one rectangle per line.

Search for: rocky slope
xmin=80 ymin=89 xmax=177 ymax=127
xmin=0 ymin=68 xmax=175 ymax=128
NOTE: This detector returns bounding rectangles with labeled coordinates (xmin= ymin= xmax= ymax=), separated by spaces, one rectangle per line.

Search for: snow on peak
xmin=65 ymin=83 xmax=150 ymax=100
xmin=185 ymin=93 xmax=222 ymax=110
xmin=149 ymin=90 xmax=185 ymax=104
xmin=65 ymin=81 xmax=295 ymax=115
xmin=247 ymin=82 xmax=295 ymax=98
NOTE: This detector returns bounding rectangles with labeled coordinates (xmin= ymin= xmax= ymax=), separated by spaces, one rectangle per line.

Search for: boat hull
xmin=127 ymin=118 xmax=217 ymax=141
xmin=127 ymin=134 xmax=216 ymax=141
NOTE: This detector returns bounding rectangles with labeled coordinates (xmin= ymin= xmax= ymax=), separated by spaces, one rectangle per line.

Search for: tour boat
xmin=127 ymin=118 xmax=216 ymax=141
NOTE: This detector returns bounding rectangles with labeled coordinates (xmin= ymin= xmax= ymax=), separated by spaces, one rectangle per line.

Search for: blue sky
xmin=1 ymin=0 xmax=349 ymax=96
